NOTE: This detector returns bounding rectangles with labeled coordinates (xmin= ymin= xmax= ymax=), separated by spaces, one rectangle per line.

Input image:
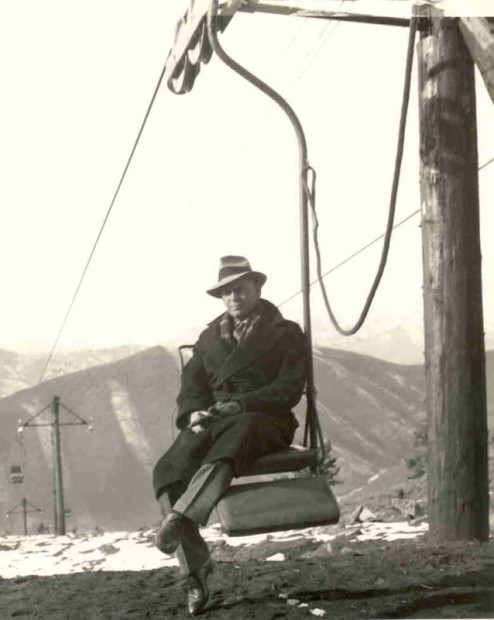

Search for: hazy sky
xmin=1 ymin=0 xmax=494 ymax=356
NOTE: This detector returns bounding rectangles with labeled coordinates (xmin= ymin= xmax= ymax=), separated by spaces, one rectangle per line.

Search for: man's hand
xmin=188 ymin=410 xmax=212 ymax=433
xmin=188 ymin=402 xmax=241 ymax=432
xmin=211 ymin=401 xmax=242 ymax=417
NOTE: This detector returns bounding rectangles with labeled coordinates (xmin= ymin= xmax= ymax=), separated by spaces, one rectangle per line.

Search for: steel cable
xmin=308 ymin=13 xmax=418 ymax=335
xmin=479 ymin=155 xmax=494 ymax=171
xmin=189 ymin=4 xmax=345 ymax=212
xmin=278 ymin=154 xmax=493 ymax=310
xmin=37 ymin=54 xmax=169 ymax=384
xmin=278 ymin=208 xmax=421 ymax=309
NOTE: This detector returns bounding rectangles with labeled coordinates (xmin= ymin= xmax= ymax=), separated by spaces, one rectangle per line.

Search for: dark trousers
xmin=158 ymin=460 xmax=233 ymax=575
xmin=153 ymin=412 xmax=295 ymax=574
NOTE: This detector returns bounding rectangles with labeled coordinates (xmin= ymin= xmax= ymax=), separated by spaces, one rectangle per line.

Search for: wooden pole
xmin=51 ymin=429 xmax=58 ymax=534
xmin=52 ymin=396 xmax=66 ymax=535
xmin=22 ymin=498 xmax=28 ymax=536
xmin=418 ymin=8 xmax=489 ymax=541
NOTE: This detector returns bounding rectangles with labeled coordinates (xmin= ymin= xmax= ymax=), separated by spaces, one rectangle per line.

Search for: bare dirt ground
xmin=1 ymin=536 xmax=494 ymax=620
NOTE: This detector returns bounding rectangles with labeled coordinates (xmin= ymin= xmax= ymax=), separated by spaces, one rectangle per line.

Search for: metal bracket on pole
xmin=238 ymin=0 xmax=413 ymax=27
xmin=163 ymin=0 xmax=429 ymax=96
xmin=164 ymin=0 xmax=241 ymax=94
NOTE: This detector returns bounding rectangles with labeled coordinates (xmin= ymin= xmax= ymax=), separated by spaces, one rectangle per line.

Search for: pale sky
xmin=1 ymin=0 xmax=494 ymax=357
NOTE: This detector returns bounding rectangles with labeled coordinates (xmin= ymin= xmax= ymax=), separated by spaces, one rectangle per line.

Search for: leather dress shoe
xmin=187 ymin=559 xmax=213 ymax=616
xmin=154 ymin=511 xmax=187 ymax=555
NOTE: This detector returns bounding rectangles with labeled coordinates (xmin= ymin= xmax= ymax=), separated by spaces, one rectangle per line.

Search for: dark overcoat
xmin=152 ymin=299 xmax=307 ymax=499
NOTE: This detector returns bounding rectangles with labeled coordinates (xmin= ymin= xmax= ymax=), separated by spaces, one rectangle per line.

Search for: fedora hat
xmin=206 ymin=256 xmax=267 ymax=298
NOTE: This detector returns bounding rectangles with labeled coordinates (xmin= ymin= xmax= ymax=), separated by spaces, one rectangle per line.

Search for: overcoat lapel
xmin=212 ymin=312 xmax=286 ymax=388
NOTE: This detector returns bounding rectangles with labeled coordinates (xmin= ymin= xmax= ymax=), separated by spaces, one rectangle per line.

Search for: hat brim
xmin=206 ymin=271 xmax=267 ymax=298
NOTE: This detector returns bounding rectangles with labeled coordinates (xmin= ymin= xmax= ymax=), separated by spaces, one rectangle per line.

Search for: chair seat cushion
xmin=216 ymin=475 xmax=340 ymax=535
xmin=242 ymin=446 xmax=319 ymax=476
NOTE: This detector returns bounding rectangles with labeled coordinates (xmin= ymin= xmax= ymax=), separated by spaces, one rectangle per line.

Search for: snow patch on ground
xmin=0 ymin=521 xmax=428 ymax=578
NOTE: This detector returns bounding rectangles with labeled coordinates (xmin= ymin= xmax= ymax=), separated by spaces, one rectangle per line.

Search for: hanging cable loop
xmin=308 ymin=14 xmax=418 ymax=336
xmin=207 ymin=1 xmax=417 ymax=340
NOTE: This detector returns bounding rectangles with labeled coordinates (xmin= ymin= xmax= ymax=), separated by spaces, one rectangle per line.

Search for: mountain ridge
xmin=1 ymin=345 xmax=491 ymax=533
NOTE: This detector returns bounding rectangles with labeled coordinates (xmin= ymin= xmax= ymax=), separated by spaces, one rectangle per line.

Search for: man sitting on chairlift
xmin=152 ymin=255 xmax=307 ymax=616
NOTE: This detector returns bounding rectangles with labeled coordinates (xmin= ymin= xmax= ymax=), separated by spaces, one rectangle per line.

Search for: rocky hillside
xmin=310 ymin=347 xmax=425 ymax=494
xmin=1 ymin=346 xmax=491 ymax=533
xmin=0 ymin=346 xmax=179 ymax=533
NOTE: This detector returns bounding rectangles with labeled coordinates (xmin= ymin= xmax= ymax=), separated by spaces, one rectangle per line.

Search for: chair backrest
xmin=178 ymin=345 xmax=194 ymax=372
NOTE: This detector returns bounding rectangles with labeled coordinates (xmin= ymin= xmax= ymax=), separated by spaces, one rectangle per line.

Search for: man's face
xmin=221 ymin=278 xmax=261 ymax=320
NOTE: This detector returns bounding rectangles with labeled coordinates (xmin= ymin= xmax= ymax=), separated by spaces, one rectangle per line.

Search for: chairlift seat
xmin=242 ymin=446 xmax=319 ymax=476
xmin=217 ymin=443 xmax=339 ymax=536
xmin=10 ymin=465 xmax=24 ymax=484
xmin=177 ymin=344 xmax=340 ymax=535
xmin=217 ymin=475 xmax=340 ymax=535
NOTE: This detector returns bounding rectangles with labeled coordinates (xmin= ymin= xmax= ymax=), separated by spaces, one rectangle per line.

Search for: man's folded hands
xmin=188 ymin=401 xmax=242 ymax=433
xmin=210 ymin=401 xmax=242 ymax=417
xmin=188 ymin=410 xmax=212 ymax=433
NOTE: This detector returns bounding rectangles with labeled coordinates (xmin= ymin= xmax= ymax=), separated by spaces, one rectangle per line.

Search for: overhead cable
xmin=37 ymin=55 xmax=169 ymax=384
xmin=185 ymin=14 xmax=316 ymax=208
xmin=479 ymin=155 xmax=494 ymax=171
xmin=186 ymin=2 xmax=346 ymax=210
xmin=279 ymin=150 xmax=494 ymax=310
xmin=277 ymin=208 xmax=420 ymax=309
xmin=292 ymin=13 xmax=342 ymax=83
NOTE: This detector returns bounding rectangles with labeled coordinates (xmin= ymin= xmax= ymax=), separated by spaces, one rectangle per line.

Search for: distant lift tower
xmin=6 ymin=498 xmax=43 ymax=536
xmin=18 ymin=396 xmax=92 ymax=535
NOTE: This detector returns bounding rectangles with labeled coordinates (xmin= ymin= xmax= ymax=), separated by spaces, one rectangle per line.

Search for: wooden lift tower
xmin=164 ymin=1 xmax=493 ymax=542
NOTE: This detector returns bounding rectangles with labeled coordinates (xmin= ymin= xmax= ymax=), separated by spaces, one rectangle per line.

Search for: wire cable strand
xmin=308 ymin=13 xmax=418 ymax=336
xmin=184 ymin=13 xmax=323 ymax=210
xmin=36 ymin=14 xmax=494 ymax=384
xmin=37 ymin=56 xmax=169 ymax=384
xmin=278 ymin=149 xmax=494 ymax=311
xmin=185 ymin=0 xmax=347 ymax=212
xmin=278 ymin=208 xmax=421 ymax=309
xmin=479 ymin=155 xmax=494 ymax=171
